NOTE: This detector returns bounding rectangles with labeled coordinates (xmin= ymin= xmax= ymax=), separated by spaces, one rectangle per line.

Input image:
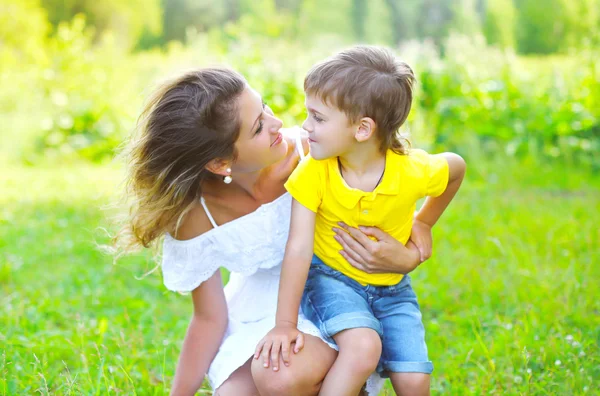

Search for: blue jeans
xmin=301 ymin=255 xmax=433 ymax=376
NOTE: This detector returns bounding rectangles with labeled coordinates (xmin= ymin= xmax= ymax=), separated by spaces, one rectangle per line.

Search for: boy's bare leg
xmin=389 ymin=373 xmax=430 ymax=396
xmin=318 ymin=328 xmax=381 ymax=396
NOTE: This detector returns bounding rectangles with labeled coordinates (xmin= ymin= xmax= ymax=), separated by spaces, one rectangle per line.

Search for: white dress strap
xmin=200 ymin=196 xmax=218 ymax=228
xmin=295 ymin=132 xmax=306 ymax=161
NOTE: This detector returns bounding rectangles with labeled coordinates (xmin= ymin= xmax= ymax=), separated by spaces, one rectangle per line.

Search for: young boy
xmin=255 ymin=46 xmax=466 ymax=395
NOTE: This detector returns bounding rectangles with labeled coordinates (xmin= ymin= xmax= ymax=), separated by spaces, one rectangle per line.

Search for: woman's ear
xmin=354 ymin=117 xmax=377 ymax=143
xmin=205 ymin=158 xmax=232 ymax=177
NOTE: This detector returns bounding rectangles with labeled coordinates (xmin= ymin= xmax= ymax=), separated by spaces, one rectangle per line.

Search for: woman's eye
xmin=255 ymin=120 xmax=264 ymax=135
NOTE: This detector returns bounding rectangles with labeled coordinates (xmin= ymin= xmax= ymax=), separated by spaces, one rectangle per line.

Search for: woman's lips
xmin=271 ymin=132 xmax=282 ymax=147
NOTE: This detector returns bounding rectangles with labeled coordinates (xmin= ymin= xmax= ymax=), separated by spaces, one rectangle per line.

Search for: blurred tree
xmin=163 ymin=0 xmax=227 ymax=42
xmin=483 ymin=0 xmax=516 ymax=49
xmin=416 ymin=0 xmax=453 ymax=46
xmin=352 ymin=0 xmax=368 ymax=41
xmin=450 ymin=0 xmax=482 ymax=36
xmin=40 ymin=0 xmax=161 ymax=48
xmin=274 ymin=0 xmax=302 ymax=13
xmin=515 ymin=0 xmax=573 ymax=54
xmin=384 ymin=0 xmax=411 ymax=45
xmin=225 ymin=0 xmax=241 ymax=21
xmin=0 ymin=0 xmax=50 ymax=64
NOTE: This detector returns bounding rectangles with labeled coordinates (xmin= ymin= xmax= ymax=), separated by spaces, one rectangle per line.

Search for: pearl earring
xmin=223 ymin=168 xmax=232 ymax=184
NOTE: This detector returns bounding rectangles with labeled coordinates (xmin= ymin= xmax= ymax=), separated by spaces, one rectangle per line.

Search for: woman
xmin=118 ymin=68 xmax=424 ymax=395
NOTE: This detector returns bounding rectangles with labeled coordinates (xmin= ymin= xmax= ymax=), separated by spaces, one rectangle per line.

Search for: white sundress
xmin=161 ymin=131 xmax=384 ymax=394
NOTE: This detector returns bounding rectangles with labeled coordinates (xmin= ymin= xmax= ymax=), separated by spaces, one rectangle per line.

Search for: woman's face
xmin=233 ymin=86 xmax=286 ymax=173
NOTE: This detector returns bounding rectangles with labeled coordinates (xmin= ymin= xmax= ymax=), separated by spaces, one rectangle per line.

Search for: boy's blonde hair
xmin=304 ymin=45 xmax=414 ymax=154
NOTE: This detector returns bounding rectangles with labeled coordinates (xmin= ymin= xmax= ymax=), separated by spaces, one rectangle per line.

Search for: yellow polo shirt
xmin=285 ymin=149 xmax=449 ymax=286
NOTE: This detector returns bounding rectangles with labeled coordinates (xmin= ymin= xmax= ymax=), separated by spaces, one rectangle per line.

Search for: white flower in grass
xmin=565 ymin=335 xmax=574 ymax=342
xmin=513 ymin=376 xmax=523 ymax=384
xmin=579 ymin=351 xmax=586 ymax=357
xmin=526 ymin=368 xmax=532 ymax=375
xmin=555 ymin=360 xmax=562 ymax=366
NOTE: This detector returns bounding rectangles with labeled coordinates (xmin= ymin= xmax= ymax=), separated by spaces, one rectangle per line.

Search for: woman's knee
xmin=251 ymin=357 xmax=319 ymax=396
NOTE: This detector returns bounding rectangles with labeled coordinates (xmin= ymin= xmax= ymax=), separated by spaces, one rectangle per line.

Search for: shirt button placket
xmin=360 ymin=197 xmax=372 ymax=222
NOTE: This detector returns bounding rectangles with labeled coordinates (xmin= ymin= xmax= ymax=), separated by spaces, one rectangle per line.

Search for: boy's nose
xmin=302 ymin=119 xmax=311 ymax=132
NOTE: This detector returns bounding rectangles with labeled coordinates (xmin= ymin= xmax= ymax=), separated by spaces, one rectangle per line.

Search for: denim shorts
xmin=300 ymin=255 xmax=433 ymax=376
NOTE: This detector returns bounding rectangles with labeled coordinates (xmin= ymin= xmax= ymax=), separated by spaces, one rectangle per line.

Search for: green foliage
xmin=407 ymin=35 xmax=600 ymax=168
xmin=31 ymin=16 xmax=138 ymax=163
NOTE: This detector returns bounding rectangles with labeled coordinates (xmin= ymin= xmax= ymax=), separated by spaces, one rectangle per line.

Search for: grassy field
xmin=1 ymin=159 xmax=599 ymax=395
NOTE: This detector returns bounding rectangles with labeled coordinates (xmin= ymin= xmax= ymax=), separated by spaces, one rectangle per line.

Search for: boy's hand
xmin=409 ymin=219 xmax=432 ymax=262
xmin=254 ymin=323 xmax=305 ymax=371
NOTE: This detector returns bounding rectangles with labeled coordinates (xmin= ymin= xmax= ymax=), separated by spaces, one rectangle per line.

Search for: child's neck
xmin=338 ymin=141 xmax=386 ymax=192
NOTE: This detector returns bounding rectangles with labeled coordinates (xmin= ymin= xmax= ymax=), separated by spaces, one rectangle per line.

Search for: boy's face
xmin=302 ymin=94 xmax=357 ymax=160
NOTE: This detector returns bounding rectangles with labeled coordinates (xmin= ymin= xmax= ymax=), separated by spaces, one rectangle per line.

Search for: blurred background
xmin=1 ymin=0 xmax=598 ymax=394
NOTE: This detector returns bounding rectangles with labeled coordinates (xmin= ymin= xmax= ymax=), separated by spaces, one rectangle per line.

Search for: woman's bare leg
xmin=251 ymin=334 xmax=337 ymax=396
xmin=215 ymin=359 xmax=259 ymax=396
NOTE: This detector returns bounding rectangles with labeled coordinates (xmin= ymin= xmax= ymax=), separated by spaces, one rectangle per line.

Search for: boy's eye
xmin=313 ymin=114 xmax=324 ymax=123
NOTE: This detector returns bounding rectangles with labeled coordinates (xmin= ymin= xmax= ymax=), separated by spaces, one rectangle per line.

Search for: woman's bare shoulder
xmin=172 ymin=202 xmax=214 ymax=241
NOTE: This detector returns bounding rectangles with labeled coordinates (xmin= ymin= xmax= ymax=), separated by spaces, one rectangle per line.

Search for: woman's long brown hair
xmin=113 ymin=68 xmax=246 ymax=255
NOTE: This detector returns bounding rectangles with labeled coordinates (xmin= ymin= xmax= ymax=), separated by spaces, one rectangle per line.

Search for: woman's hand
xmin=254 ymin=323 xmax=305 ymax=372
xmin=409 ymin=219 xmax=433 ymax=263
xmin=333 ymin=222 xmax=422 ymax=275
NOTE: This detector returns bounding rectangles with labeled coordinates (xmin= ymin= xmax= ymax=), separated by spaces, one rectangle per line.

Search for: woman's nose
xmin=270 ymin=116 xmax=283 ymax=132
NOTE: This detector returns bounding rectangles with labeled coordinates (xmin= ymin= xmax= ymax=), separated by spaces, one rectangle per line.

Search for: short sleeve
xmin=162 ymin=235 xmax=220 ymax=292
xmin=284 ymin=155 xmax=325 ymax=213
xmin=424 ymin=153 xmax=449 ymax=197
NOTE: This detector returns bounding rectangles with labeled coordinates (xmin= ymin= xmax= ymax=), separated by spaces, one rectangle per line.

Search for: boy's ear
xmin=205 ymin=158 xmax=232 ymax=176
xmin=354 ymin=117 xmax=377 ymax=143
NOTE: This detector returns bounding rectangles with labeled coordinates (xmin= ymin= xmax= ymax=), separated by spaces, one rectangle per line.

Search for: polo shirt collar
xmin=328 ymin=150 xmax=402 ymax=209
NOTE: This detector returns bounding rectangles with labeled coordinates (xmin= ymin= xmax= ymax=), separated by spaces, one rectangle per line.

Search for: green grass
xmin=1 ymin=160 xmax=599 ymax=395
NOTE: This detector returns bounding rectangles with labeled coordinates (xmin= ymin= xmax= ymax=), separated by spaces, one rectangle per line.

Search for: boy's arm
xmin=410 ymin=153 xmax=465 ymax=261
xmin=416 ymin=153 xmax=466 ymax=227
xmin=254 ymin=199 xmax=315 ymax=371
xmin=276 ymin=199 xmax=316 ymax=325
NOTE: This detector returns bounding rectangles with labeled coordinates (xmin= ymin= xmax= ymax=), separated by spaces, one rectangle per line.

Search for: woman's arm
xmin=170 ymin=271 xmax=228 ymax=396
xmin=333 ymin=222 xmax=422 ymax=274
